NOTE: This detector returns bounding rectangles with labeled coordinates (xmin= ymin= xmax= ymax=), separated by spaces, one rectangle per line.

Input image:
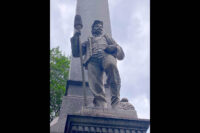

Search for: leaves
xmin=50 ymin=47 xmax=70 ymax=122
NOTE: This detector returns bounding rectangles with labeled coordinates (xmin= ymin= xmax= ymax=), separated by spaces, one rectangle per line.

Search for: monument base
xmin=64 ymin=114 xmax=150 ymax=133
xmin=51 ymin=106 xmax=150 ymax=133
xmin=77 ymin=106 xmax=138 ymax=119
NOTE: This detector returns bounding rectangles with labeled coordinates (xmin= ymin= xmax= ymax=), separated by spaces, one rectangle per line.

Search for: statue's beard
xmin=92 ymin=29 xmax=103 ymax=36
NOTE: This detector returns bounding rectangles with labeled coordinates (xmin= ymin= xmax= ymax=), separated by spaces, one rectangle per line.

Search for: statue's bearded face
xmin=92 ymin=23 xmax=103 ymax=36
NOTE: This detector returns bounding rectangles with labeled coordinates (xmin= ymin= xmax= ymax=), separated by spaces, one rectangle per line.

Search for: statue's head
xmin=91 ymin=20 xmax=103 ymax=36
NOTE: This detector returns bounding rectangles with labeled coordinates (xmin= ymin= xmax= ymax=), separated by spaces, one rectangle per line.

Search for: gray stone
xmin=119 ymin=98 xmax=135 ymax=110
xmin=51 ymin=85 xmax=111 ymax=133
xmin=77 ymin=106 xmax=138 ymax=119
xmin=64 ymin=115 xmax=150 ymax=133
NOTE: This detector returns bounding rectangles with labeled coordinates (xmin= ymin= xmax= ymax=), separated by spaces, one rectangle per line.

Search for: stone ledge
xmin=64 ymin=114 xmax=150 ymax=133
xmin=75 ymin=106 xmax=138 ymax=120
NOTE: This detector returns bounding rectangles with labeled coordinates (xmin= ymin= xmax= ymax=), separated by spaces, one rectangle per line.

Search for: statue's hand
xmin=104 ymin=45 xmax=117 ymax=54
xmin=74 ymin=29 xmax=81 ymax=36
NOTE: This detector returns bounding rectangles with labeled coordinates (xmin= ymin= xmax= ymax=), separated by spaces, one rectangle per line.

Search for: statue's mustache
xmin=93 ymin=29 xmax=102 ymax=33
xmin=93 ymin=28 xmax=102 ymax=31
xmin=92 ymin=28 xmax=103 ymax=35
xmin=95 ymin=29 xmax=102 ymax=31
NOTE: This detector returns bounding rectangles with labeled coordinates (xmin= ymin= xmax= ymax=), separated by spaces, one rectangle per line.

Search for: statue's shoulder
xmin=103 ymin=33 xmax=113 ymax=44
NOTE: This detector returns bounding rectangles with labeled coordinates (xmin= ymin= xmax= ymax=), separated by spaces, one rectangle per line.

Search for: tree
xmin=50 ymin=47 xmax=70 ymax=122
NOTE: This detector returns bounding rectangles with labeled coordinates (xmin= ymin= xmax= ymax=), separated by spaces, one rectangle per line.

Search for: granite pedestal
xmin=64 ymin=114 xmax=149 ymax=133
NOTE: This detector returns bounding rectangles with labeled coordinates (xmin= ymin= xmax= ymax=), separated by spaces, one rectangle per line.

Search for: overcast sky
xmin=51 ymin=0 xmax=150 ymax=131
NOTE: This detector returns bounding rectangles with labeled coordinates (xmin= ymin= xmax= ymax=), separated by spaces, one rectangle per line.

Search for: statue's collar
xmin=92 ymin=33 xmax=105 ymax=38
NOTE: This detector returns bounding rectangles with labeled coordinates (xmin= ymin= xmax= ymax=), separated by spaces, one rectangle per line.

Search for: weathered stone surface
xmin=65 ymin=83 xmax=112 ymax=108
xmin=64 ymin=115 xmax=150 ymax=133
xmin=50 ymin=85 xmax=140 ymax=133
xmin=51 ymin=85 xmax=110 ymax=133
xmin=76 ymin=106 xmax=138 ymax=119
xmin=119 ymin=98 xmax=135 ymax=110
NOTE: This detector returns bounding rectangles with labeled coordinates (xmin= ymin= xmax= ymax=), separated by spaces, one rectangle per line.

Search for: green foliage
xmin=50 ymin=47 xmax=70 ymax=122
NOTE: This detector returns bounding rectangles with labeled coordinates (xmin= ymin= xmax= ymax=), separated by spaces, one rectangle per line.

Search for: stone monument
xmin=50 ymin=0 xmax=150 ymax=133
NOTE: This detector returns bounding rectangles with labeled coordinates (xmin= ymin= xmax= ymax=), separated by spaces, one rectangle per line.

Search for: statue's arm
xmin=70 ymin=34 xmax=87 ymax=57
xmin=104 ymin=34 xmax=125 ymax=60
xmin=113 ymin=42 xmax=125 ymax=60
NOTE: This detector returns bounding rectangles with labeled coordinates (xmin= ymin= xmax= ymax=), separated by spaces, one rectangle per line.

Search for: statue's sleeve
xmin=104 ymin=34 xmax=125 ymax=60
xmin=70 ymin=35 xmax=87 ymax=57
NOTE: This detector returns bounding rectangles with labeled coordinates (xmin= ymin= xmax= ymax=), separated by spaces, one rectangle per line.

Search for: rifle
xmin=74 ymin=15 xmax=87 ymax=107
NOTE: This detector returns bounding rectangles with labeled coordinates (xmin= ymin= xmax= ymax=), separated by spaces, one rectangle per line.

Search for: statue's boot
xmin=110 ymin=83 xmax=121 ymax=109
xmin=111 ymin=96 xmax=121 ymax=109
xmin=93 ymin=96 xmax=107 ymax=108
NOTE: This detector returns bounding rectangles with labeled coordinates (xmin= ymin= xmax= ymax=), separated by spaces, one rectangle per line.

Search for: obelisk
xmin=50 ymin=0 xmax=113 ymax=132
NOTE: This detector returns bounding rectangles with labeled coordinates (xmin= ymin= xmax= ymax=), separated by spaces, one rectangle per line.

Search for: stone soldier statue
xmin=71 ymin=20 xmax=125 ymax=108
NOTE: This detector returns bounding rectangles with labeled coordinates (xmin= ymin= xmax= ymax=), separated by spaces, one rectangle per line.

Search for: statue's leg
xmin=103 ymin=55 xmax=121 ymax=108
xmin=87 ymin=61 xmax=107 ymax=108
